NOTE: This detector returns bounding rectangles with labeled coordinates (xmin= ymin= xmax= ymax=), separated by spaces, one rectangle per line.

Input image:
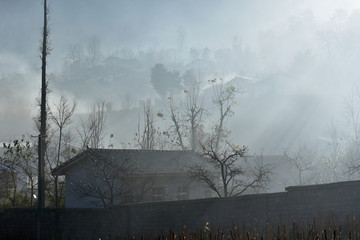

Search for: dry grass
xmin=100 ymin=215 xmax=360 ymax=240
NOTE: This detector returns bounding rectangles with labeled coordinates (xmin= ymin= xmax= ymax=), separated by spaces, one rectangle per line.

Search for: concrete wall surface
xmin=1 ymin=180 xmax=360 ymax=239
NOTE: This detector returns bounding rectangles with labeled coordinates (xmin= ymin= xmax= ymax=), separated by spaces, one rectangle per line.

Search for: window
xmin=26 ymin=176 xmax=38 ymax=189
xmin=205 ymin=190 xmax=212 ymax=198
xmin=152 ymin=187 xmax=165 ymax=201
xmin=177 ymin=186 xmax=188 ymax=200
xmin=123 ymin=194 xmax=134 ymax=203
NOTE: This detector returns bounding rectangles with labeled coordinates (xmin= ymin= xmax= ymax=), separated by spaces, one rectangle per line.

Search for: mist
xmin=2 ymin=0 xmax=360 ymax=155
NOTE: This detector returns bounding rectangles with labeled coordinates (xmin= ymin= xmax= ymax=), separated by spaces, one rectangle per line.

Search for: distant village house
xmin=52 ymin=148 xmax=214 ymax=208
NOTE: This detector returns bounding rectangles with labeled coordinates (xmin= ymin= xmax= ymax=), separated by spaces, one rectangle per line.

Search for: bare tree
xmin=121 ymin=93 xmax=135 ymax=111
xmin=177 ymin=25 xmax=186 ymax=52
xmin=49 ymin=95 xmax=76 ymax=207
xmin=344 ymin=141 xmax=360 ymax=177
xmin=78 ymin=101 xmax=106 ymax=149
xmin=69 ymin=150 xmax=151 ymax=207
xmin=344 ymin=88 xmax=360 ymax=142
xmin=320 ymin=122 xmax=348 ymax=182
xmin=284 ymin=143 xmax=316 ymax=185
xmin=136 ymin=100 xmax=156 ymax=150
xmin=0 ymin=154 xmax=20 ymax=207
xmin=342 ymin=89 xmax=360 ymax=175
xmin=86 ymin=36 xmax=102 ymax=66
xmin=2 ymin=139 xmax=38 ymax=207
xmin=168 ymin=97 xmax=186 ymax=150
xmin=190 ymin=138 xmax=271 ymax=197
xmin=166 ymin=76 xmax=204 ymax=151
xmin=134 ymin=100 xmax=169 ymax=150
xmin=67 ymin=43 xmax=84 ymax=65
xmin=184 ymin=81 xmax=204 ymax=151
xmin=210 ymin=78 xmax=239 ymax=151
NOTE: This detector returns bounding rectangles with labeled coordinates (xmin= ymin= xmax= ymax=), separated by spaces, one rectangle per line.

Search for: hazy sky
xmin=1 ymin=0 xmax=360 ymax=71
xmin=3 ymin=0 xmax=360 ymax=151
xmin=2 ymin=0 xmax=359 ymax=72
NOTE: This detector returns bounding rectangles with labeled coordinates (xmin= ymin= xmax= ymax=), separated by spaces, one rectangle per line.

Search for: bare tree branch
xmin=210 ymin=78 xmax=242 ymax=151
xmin=284 ymin=143 xmax=316 ymax=185
xmin=77 ymin=101 xmax=106 ymax=149
xmin=70 ymin=150 xmax=152 ymax=207
xmin=49 ymin=95 xmax=76 ymax=207
xmin=190 ymin=138 xmax=271 ymax=197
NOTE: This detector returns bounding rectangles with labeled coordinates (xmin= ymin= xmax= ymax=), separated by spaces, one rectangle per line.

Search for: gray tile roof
xmin=0 ymin=163 xmax=19 ymax=172
xmin=52 ymin=148 xmax=205 ymax=176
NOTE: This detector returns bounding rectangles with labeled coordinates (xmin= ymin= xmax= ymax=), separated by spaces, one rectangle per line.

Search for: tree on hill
xmin=77 ymin=101 xmax=106 ymax=149
xmin=151 ymin=64 xmax=181 ymax=98
xmin=134 ymin=100 xmax=172 ymax=150
xmin=135 ymin=100 xmax=157 ymax=150
xmin=167 ymin=80 xmax=205 ymax=151
xmin=210 ymin=78 xmax=240 ymax=151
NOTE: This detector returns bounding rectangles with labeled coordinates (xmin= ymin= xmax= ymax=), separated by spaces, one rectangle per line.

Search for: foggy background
xmin=2 ymin=0 xmax=360 ymax=156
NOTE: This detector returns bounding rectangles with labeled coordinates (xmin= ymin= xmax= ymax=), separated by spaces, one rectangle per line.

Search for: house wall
xmin=64 ymin=152 xmax=213 ymax=208
xmin=0 ymin=171 xmax=12 ymax=199
xmin=65 ymin=172 xmax=212 ymax=208
xmin=144 ymin=174 xmax=214 ymax=202
xmin=2 ymin=180 xmax=360 ymax=239
xmin=65 ymin=163 xmax=98 ymax=208
xmin=65 ymin=174 xmax=97 ymax=208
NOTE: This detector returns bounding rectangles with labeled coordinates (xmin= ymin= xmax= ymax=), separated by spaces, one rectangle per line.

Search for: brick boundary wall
xmin=1 ymin=180 xmax=360 ymax=239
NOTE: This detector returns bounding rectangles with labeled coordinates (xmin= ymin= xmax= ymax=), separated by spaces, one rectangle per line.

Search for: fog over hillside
xmin=2 ymin=0 xmax=360 ymax=155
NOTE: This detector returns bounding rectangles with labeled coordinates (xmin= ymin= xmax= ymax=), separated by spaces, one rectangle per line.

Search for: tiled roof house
xmin=52 ymin=148 xmax=214 ymax=208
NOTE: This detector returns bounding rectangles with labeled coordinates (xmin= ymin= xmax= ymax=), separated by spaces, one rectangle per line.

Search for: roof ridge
xmin=90 ymin=148 xmax=195 ymax=153
xmin=52 ymin=148 xmax=204 ymax=176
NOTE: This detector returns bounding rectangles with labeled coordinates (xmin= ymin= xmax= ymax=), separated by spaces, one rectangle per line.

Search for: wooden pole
xmin=38 ymin=0 xmax=48 ymax=210
xmin=38 ymin=0 xmax=48 ymax=238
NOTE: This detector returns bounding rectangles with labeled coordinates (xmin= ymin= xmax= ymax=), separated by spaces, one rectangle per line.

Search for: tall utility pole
xmin=38 ymin=0 xmax=49 ymax=210
xmin=38 ymin=1 xmax=49 ymax=239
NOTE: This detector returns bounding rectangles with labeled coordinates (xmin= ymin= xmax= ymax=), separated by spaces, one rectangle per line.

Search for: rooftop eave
xmin=51 ymin=149 xmax=90 ymax=176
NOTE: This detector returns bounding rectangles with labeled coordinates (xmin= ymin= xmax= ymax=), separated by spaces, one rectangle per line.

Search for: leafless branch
xmin=190 ymin=138 xmax=271 ymax=197
xmin=70 ymin=151 xmax=152 ymax=207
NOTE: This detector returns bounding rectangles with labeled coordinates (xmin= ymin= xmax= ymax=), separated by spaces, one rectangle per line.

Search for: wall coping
xmin=3 ymin=192 xmax=287 ymax=214
xmin=285 ymin=180 xmax=360 ymax=192
xmin=4 ymin=180 xmax=360 ymax=214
